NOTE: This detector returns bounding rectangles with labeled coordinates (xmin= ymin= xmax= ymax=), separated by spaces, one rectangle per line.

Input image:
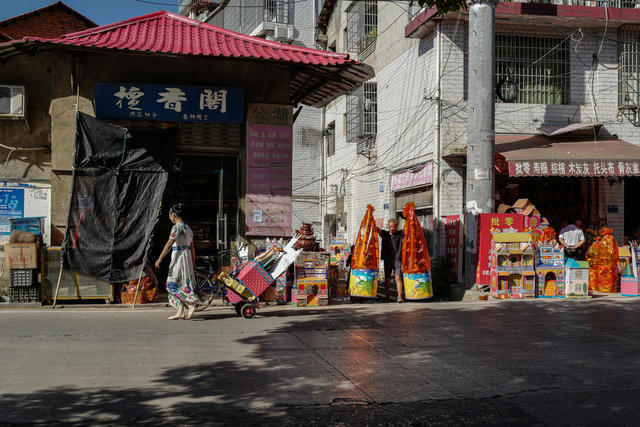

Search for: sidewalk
xmin=0 ymin=289 xmax=635 ymax=310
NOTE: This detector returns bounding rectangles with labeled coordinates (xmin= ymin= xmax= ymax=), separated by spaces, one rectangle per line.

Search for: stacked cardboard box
xmin=5 ymin=243 xmax=41 ymax=303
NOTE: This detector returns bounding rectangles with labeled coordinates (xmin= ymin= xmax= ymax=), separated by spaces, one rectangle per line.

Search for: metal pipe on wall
xmin=320 ymin=106 xmax=326 ymax=249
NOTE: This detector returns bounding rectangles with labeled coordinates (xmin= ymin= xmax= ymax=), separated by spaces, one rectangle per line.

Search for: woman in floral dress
xmin=155 ymin=204 xmax=199 ymax=320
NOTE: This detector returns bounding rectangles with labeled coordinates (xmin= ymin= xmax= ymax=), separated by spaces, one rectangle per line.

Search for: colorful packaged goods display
xmin=586 ymin=227 xmax=619 ymax=293
xmin=295 ymin=277 xmax=328 ymax=306
xmin=538 ymin=227 xmax=557 ymax=245
xmin=119 ymin=267 xmax=158 ymax=304
xmin=274 ymin=272 xmax=289 ymax=303
xmin=349 ymin=204 xmax=379 ymax=298
xmin=535 ymin=243 xmax=566 ymax=298
xmin=401 ymin=202 xmax=432 ymax=300
xmin=564 ymin=259 xmax=591 ymax=298
xmin=490 ymin=232 xmax=536 ymax=299
xmin=511 ymin=198 xmax=546 ymax=231
xmin=621 ymin=244 xmax=640 ymax=296
xmin=294 ymin=252 xmax=329 ymax=305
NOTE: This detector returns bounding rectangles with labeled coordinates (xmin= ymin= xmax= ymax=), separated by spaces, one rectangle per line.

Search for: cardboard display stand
xmin=535 ymin=244 xmax=566 ymax=298
xmin=490 ymin=232 xmax=536 ymax=299
xmin=564 ymin=259 xmax=591 ymax=298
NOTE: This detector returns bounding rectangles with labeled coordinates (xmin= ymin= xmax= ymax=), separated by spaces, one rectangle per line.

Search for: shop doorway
xmin=625 ymin=177 xmax=640 ymax=241
xmin=154 ymin=153 xmax=239 ymax=274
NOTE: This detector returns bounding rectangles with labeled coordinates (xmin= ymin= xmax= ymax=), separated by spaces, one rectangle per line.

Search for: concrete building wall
xmin=0 ymin=48 xmax=292 ymax=243
xmin=324 ymin=12 xmax=640 ymax=251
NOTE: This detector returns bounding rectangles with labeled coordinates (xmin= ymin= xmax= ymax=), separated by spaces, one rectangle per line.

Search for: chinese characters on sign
xmin=247 ymin=103 xmax=293 ymax=126
xmin=246 ymin=123 xmax=293 ymax=237
xmin=508 ymin=160 xmax=640 ymax=177
xmin=94 ymin=83 xmax=244 ymax=123
xmin=475 ymin=213 xmax=526 ymax=286
xmin=444 ymin=215 xmax=462 ymax=281
xmin=390 ymin=163 xmax=433 ymax=192
xmin=0 ymin=187 xmax=24 ymax=235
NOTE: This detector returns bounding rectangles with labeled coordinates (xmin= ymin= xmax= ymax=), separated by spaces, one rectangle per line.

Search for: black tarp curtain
xmin=61 ymin=112 xmax=176 ymax=283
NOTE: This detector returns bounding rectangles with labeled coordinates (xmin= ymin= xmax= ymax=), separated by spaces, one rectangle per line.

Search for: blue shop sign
xmin=0 ymin=187 xmax=24 ymax=235
xmin=94 ymin=83 xmax=244 ymax=123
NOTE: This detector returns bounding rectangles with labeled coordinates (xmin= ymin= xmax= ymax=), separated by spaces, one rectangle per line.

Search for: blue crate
xmin=9 ymin=217 xmax=44 ymax=235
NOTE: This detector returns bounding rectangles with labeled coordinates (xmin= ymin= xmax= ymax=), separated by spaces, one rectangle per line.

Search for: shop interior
xmin=625 ymin=176 xmax=640 ymax=242
xmin=497 ymin=175 xmax=600 ymax=232
xmin=151 ymin=153 xmax=239 ymax=283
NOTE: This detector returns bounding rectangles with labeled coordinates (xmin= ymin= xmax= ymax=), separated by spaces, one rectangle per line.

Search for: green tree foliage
xmin=414 ymin=0 xmax=468 ymax=15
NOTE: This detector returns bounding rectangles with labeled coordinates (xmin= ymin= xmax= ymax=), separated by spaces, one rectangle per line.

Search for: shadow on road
xmin=2 ymin=299 xmax=640 ymax=425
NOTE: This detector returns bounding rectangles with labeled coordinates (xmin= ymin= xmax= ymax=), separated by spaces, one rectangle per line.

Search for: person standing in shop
xmin=155 ymin=203 xmax=199 ymax=320
xmin=378 ymin=218 xmax=405 ymax=303
xmin=559 ymin=219 xmax=586 ymax=260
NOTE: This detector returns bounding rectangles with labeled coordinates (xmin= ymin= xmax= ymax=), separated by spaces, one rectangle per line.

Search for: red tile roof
xmin=25 ymin=11 xmax=356 ymax=67
xmin=7 ymin=10 xmax=373 ymax=107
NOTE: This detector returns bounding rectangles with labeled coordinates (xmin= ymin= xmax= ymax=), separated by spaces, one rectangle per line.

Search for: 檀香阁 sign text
xmin=94 ymin=83 xmax=244 ymax=123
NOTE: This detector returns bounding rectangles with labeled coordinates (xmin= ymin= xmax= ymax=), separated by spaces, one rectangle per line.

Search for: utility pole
xmin=464 ymin=0 xmax=496 ymax=290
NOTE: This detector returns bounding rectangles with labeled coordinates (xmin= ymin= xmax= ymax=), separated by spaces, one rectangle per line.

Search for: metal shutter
xmin=177 ymin=123 xmax=243 ymax=153
xmin=395 ymin=188 xmax=433 ymax=211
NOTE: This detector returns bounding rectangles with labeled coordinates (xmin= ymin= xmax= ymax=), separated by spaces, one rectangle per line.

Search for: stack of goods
xmin=534 ymin=235 xmax=566 ymax=298
xmin=511 ymin=198 xmax=548 ymax=230
xmin=294 ymin=252 xmax=329 ymax=306
xmin=253 ymin=234 xmax=302 ymax=280
xmin=274 ymin=272 xmax=289 ymax=304
xmin=259 ymin=238 xmax=287 ymax=303
xmin=119 ymin=266 xmax=158 ymax=304
xmin=490 ymin=232 xmax=536 ymax=299
xmin=349 ymin=204 xmax=379 ymax=298
xmin=586 ymin=227 xmax=619 ymax=293
xmin=5 ymin=225 xmax=42 ymax=303
xmin=402 ymin=202 xmax=432 ymax=300
xmin=621 ymin=243 xmax=639 ymax=296
xmin=294 ymin=222 xmax=321 ymax=252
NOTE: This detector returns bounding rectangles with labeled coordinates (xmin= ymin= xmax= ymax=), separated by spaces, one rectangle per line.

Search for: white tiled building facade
xmin=183 ymin=0 xmax=324 ymax=236
xmin=317 ymin=1 xmax=640 ymax=252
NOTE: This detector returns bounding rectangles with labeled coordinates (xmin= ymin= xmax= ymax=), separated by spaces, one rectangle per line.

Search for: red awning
xmin=495 ymin=134 xmax=640 ymax=177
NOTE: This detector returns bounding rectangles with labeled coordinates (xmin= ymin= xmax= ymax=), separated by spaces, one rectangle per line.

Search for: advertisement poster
xmin=444 ymin=215 xmax=462 ymax=281
xmin=0 ymin=187 xmax=24 ymax=235
xmin=245 ymin=123 xmax=292 ymax=236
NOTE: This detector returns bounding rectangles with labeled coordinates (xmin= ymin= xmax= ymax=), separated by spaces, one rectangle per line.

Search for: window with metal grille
xmin=363 ymin=82 xmax=377 ymax=135
xmin=346 ymin=0 xmax=377 ymax=60
xmin=619 ymin=25 xmax=640 ymax=109
xmin=496 ymin=34 xmax=570 ymax=104
xmin=264 ymin=0 xmax=291 ymax=24
xmin=327 ymin=122 xmax=336 ymax=157
xmin=346 ymin=82 xmax=377 ymax=156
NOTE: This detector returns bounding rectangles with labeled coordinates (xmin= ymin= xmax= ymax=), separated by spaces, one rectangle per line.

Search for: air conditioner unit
xmin=0 ymin=85 xmax=25 ymax=119
xmin=274 ymin=24 xmax=293 ymax=42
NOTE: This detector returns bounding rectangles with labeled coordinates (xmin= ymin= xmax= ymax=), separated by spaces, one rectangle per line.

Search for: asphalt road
xmin=2 ymin=297 xmax=640 ymax=425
